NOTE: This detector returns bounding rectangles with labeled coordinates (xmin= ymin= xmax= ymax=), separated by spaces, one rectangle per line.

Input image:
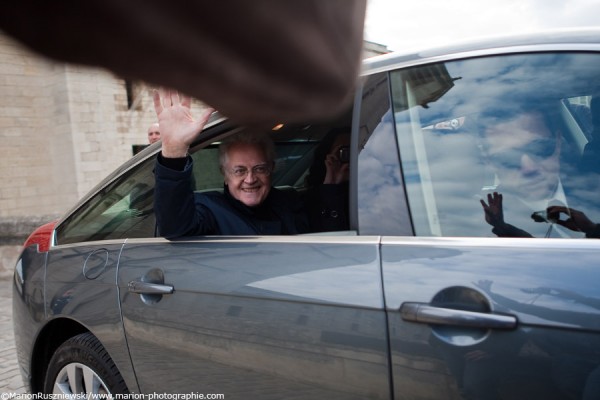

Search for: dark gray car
xmin=13 ymin=29 xmax=600 ymax=399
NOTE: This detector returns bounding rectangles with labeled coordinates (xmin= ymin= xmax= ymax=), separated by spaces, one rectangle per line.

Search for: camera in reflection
xmin=338 ymin=146 xmax=350 ymax=164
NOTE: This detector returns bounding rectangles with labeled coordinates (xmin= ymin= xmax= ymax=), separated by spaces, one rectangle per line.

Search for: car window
xmin=356 ymin=72 xmax=413 ymax=236
xmin=188 ymin=122 xmax=354 ymax=233
xmin=56 ymin=119 xmax=355 ymax=245
xmin=390 ymin=52 xmax=600 ymax=238
xmin=189 ymin=136 xmax=323 ymax=193
xmin=55 ymin=156 xmax=157 ymax=245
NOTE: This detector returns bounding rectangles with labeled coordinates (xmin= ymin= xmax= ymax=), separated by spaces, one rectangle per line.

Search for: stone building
xmin=0 ymin=33 xmax=176 ymax=275
xmin=0 ymin=32 xmax=388 ymax=276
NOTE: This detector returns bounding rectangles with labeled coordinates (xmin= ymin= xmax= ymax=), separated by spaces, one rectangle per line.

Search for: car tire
xmin=44 ymin=332 xmax=129 ymax=395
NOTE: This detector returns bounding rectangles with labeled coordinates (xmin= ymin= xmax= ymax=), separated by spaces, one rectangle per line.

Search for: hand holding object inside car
xmin=323 ymin=145 xmax=350 ymax=184
xmin=546 ymin=205 xmax=596 ymax=234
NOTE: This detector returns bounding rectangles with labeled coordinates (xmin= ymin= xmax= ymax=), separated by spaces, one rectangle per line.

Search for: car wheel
xmin=44 ymin=332 xmax=129 ymax=395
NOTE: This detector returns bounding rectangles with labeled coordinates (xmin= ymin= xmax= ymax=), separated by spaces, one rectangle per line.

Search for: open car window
xmin=189 ymin=136 xmax=321 ymax=194
xmin=55 ymin=117 xmax=355 ymax=245
xmin=187 ymin=121 xmax=354 ymax=234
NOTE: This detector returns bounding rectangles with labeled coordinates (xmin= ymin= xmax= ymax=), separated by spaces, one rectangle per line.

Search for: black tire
xmin=44 ymin=332 xmax=129 ymax=395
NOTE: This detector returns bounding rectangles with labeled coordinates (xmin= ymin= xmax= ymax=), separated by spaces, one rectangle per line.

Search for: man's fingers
xmin=181 ymin=94 xmax=192 ymax=109
xmin=170 ymin=90 xmax=180 ymax=106
xmin=190 ymin=107 xmax=216 ymax=134
xmin=152 ymin=90 xmax=163 ymax=115
xmin=164 ymin=88 xmax=172 ymax=106
xmin=547 ymin=205 xmax=568 ymax=214
xmin=199 ymin=107 xmax=215 ymax=123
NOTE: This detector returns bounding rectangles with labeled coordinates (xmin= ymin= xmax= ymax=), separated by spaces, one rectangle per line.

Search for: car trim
xmin=123 ymin=234 xmax=381 ymax=245
xmin=362 ymin=28 xmax=600 ymax=76
xmin=381 ymin=236 xmax=600 ymax=249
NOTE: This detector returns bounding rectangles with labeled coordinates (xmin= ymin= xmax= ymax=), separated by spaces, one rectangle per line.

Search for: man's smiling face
xmin=223 ymin=143 xmax=272 ymax=207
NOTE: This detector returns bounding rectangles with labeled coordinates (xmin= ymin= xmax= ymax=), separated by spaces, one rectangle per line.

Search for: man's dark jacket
xmin=154 ymin=156 xmax=312 ymax=238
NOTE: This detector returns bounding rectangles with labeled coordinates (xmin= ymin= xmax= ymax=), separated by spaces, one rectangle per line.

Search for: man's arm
xmin=154 ymin=154 xmax=218 ymax=238
xmin=153 ymin=90 xmax=216 ymax=238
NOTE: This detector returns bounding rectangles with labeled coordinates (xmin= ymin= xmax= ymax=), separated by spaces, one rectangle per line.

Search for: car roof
xmin=362 ymin=27 xmax=600 ymax=76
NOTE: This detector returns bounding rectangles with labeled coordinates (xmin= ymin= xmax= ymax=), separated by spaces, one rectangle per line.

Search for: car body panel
xmin=381 ymin=237 xmax=600 ymax=399
xmin=12 ymin=246 xmax=48 ymax=391
xmin=118 ymin=236 xmax=390 ymax=398
xmin=43 ymin=242 xmax=139 ymax=393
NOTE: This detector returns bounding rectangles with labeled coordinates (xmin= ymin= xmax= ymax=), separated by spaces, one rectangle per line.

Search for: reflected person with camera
xmin=305 ymin=127 xmax=351 ymax=232
xmin=479 ymin=109 xmax=599 ymax=238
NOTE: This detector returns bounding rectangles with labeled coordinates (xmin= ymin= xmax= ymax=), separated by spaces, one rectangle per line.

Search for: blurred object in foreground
xmin=0 ymin=0 xmax=366 ymax=125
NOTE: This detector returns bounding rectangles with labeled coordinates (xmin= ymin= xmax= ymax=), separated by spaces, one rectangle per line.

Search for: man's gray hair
xmin=218 ymin=131 xmax=276 ymax=169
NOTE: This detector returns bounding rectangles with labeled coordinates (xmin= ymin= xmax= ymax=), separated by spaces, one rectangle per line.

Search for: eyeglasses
xmin=226 ymin=164 xmax=271 ymax=178
xmin=488 ymin=138 xmax=557 ymax=168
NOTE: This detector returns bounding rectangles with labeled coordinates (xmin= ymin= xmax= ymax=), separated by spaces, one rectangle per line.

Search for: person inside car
xmin=305 ymin=127 xmax=351 ymax=232
xmin=152 ymin=89 xmax=347 ymax=237
xmin=478 ymin=108 xmax=590 ymax=238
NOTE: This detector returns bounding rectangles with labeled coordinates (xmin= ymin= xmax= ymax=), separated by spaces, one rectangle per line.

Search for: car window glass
xmin=390 ymin=52 xmax=600 ymax=238
xmin=55 ymin=156 xmax=156 ymax=244
xmin=356 ymin=73 xmax=412 ymax=236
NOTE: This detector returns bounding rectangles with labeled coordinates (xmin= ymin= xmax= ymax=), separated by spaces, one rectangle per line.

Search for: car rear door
xmin=358 ymin=51 xmax=600 ymax=399
xmin=381 ymin=238 xmax=600 ymax=400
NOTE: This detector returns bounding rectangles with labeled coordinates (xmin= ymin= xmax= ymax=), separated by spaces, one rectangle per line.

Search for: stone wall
xmin=0 ymin=34 xmax=165 ymax=218
xmin=0 ymin=34 xmax=155 ymax=277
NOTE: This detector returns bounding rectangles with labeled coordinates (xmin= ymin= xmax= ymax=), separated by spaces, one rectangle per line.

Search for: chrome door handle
xmin=128 ymin=280 xmax=174 ymax=295
xmin=400 ymin=302 xmax=517 ymax=330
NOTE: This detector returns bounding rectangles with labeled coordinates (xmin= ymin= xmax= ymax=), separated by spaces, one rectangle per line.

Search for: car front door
xmin=118 ymin=236 xmax=389 ymax=398
xmin=117 ymin=122 xmax=391 ymax=398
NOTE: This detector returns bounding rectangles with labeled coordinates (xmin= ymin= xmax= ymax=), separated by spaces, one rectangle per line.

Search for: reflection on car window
xmin=357 ymin=72 xmax=412 ymax=236
xmin=56 ymin=157 xmax=157 ymax=244
xmin=390 ymin=52 xmax=600 ymax=238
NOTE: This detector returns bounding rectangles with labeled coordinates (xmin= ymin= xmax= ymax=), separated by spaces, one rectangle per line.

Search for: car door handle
xmin=400 ymin=302 xmax=517 ymax=330
xmin=128 ymin=280 xmax=174 ymax=295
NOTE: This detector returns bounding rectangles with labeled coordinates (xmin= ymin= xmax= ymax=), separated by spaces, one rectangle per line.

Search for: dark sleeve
xmin=309 ymin=184 xmax=349 ymax=232
xmin=491 ymin=223 xmax=533 ymax=238
xmin=585 ymin=224 xmax=600 ymax=239
xmin=154 ymin=155 xmax=218 ymax=238
xmin=158 ymin=153 xmax=188 ymax=171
